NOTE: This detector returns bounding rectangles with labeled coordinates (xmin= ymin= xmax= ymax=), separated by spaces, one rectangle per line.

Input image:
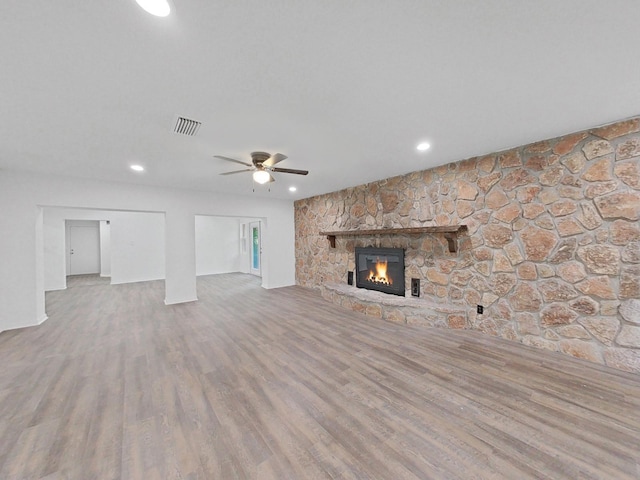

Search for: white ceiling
xmin=1 ymin=1 xmax=639 ymax=200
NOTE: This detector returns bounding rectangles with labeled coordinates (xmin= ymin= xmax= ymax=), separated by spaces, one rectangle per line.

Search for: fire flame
xmin=367 ymin=257 xmax=392 ymax=285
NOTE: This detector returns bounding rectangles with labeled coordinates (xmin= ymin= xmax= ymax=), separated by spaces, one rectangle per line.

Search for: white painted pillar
xmin=35 ymin=207 xmax=47 ymax=325
xmin=164 ymin=209 xmax=198 ymax=305
xmin=0 ymin=197 xmax=40 ymax=331
xmin=99 ymin=220 xmax=111 ymax=278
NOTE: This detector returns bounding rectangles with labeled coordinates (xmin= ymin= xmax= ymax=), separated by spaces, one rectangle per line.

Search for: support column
xmin=0 ymin=198 xmax=39 ymax=331
xmin=164 ymin=209 xmax=198 ymax=305
xmin=35 ymin=207 xmax=47 ymax=324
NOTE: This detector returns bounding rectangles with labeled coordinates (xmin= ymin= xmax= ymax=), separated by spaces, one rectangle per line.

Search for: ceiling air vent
xmin=173 ymin=116 xmax=201 ymax=136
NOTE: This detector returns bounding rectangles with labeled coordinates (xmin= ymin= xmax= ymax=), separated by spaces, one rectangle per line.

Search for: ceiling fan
xmin=215 ymin=152 xmax=309 ymax=184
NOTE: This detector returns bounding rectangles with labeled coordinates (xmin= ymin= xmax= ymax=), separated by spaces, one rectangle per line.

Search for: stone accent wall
xmin=294 ymin=117 xmax=640 ymax=373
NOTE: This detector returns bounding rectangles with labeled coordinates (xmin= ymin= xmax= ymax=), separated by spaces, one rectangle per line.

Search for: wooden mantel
xmin=319 ymin=225 xmax=468 ymax=253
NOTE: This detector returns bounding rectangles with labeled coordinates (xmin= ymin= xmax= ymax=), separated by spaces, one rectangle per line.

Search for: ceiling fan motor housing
xmin=251 ymin=151 xmax=271 ymax=168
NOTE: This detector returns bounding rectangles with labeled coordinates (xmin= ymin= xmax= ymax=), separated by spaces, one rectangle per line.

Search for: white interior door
xmin=69 ymin=225 xmax=100 ymax=275
xmin=249 ymin=221 xmax=261 ymax=277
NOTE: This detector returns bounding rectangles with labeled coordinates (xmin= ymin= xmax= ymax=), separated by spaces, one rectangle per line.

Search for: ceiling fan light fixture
xmin=135 ymin=0 xmax=171 ymax=17
xmin=253 ymin=170 xmax=271 ymax=184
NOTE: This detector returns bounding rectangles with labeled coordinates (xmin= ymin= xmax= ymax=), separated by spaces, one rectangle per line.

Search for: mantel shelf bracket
xmin=443 ymin=234 xmax=456 ymax=253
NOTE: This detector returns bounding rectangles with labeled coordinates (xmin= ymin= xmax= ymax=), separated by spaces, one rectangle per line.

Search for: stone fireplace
xmin=355 ymin=247 xmax=405 ymax=296
xmin=295 ymin=116 xmax=640 ymax=374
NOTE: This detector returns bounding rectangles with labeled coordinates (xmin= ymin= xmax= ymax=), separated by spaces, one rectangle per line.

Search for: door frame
xmin=249 ymin=221 xmax=261 ymax=277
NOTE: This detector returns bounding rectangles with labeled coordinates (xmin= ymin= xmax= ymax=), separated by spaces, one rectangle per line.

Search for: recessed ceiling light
xmin=130 ymin=165 xmax=145 ymax=172
xmin=135 ymin=0 xmax=171 ymax=17
xmin=289 ymin=186 xmax=297 ymax=192
xmin=417 ymin=142 xmax=431 ymax=152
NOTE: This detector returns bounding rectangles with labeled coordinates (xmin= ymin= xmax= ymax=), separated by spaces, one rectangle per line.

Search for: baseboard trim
xmin=0 ymin=314 xmax=48 ymax=334
xmin=164 ymin=296 xmax=198 ymax=306
xmin=45 ymin=286 xmax=67 ymax=292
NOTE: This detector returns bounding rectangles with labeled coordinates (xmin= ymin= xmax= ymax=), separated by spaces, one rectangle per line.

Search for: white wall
xmin=44 ymin=209 xmax=165 ymax=290
xmin=0 ymin=171 xmax=295 ymax=332
xmin=110 ymin=211 xmax=165 ymax=284
xmin=44 ymin=213 xmax=67 ymax=291
xmin=195 ymin=216 xmax=242 ymax=276
xmin=35 ymin=208 xmax=46 ymax=325
xmin=195 ymin=216 xmax=262 ymax=276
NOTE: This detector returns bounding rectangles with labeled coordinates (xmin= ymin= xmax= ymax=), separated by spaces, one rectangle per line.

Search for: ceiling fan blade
xmin=214 ymin=155 xmax=252 ymax=167
xmin=219 ymin=169 xmax=253 ymax=175
xmin=271 ymin=167 xmax=309 ymax=175
xmin=268 ymin=172 xmax=276 ymax=183
xmin=263 ymin=153 xmax=287 ymax=167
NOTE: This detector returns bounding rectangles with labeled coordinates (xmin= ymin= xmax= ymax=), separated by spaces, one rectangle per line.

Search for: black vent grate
xmin=173 ymin=116 xmax=201 ymax=136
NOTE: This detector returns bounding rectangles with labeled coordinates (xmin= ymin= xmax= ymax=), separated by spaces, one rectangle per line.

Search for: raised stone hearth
xmin=321 ymin=283 xmax=468 ymax=329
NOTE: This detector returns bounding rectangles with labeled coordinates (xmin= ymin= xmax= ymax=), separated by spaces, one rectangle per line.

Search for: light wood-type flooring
xmin=1 ymin=273 xmax=639 ymax=479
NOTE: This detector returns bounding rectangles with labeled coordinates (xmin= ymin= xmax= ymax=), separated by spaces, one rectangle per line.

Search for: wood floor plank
xmin=0 ymin=273 xmax=639 ymax=479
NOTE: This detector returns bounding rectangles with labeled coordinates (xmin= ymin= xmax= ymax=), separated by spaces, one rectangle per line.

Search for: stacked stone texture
xmin=295 ymin=118 xmax=640 ymax=373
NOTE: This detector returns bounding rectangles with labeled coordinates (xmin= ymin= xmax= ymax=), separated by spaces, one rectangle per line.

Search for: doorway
xmin=249 ymin=221 xmax=261 ymax=277
xmin=66 ymin=221 xmax=100 ymax=275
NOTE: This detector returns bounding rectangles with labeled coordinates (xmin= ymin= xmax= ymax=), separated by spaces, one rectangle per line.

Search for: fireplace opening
xmin=355 ymin=247 xmax=405 ymax=296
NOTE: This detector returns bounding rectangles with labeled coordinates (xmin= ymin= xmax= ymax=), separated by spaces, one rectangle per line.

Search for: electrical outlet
xmin=411 ymin=278 xmax=420 ymax=297
xmin=477 ymin=305 xmax=484 ymax=314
